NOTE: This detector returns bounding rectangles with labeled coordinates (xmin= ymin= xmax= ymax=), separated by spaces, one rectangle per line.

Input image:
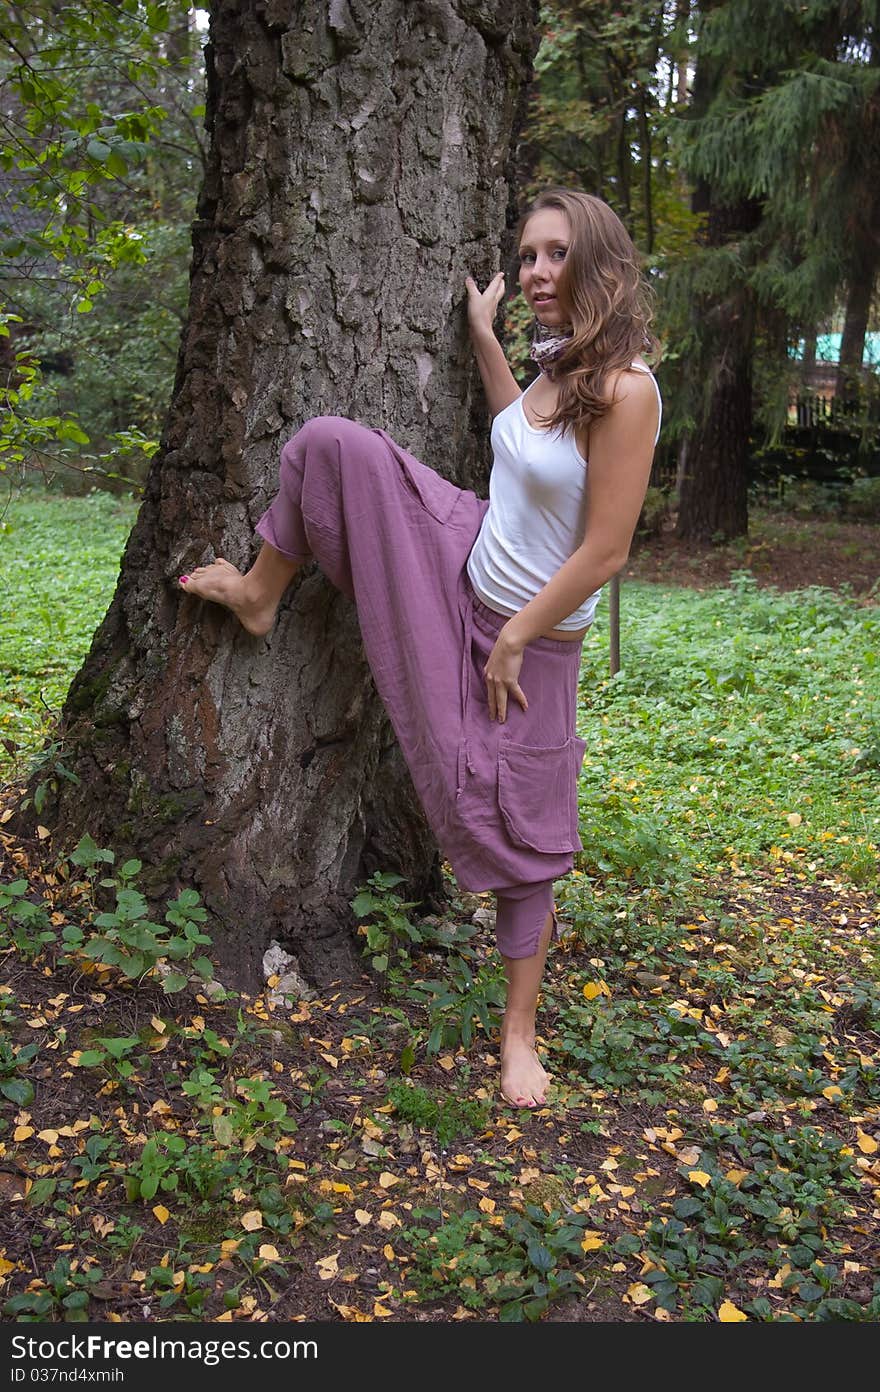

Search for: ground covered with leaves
xmin=0 ymin=493 xmax=878 ymax=1323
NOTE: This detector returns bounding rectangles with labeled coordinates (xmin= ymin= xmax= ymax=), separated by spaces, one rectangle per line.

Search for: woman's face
xmin=518 ymin=208 xmax=572 ymax=327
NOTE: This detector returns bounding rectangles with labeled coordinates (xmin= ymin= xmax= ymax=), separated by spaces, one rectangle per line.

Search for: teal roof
xmin=792 ymin=332 xmax=880 ymax=367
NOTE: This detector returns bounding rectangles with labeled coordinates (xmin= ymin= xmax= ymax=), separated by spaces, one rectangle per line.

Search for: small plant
xmin=350 ymin=870 xmax=424 ymax=983
xmin=16 ymin=738 xmax=80 ymax=818
xmin=61 ymin=834 xmax=214 ymax=991
xmin=73 ymin=1033 xmax=145 ymax=1085
xmin=400 ymin=1203 xmax=602 ymax=1320
xmin=0 ymin=1030 xmax=38 ymax=1106
xmin=124 ymin=1131 xmax=188 ymax=1202
xmin=0 ymin=879 xmax=57 ymax=960
xmin=213 ymin=1075 xmax=298 ymax=1150
xmin=3 ymin=1256 xmax=106 ymax=1322
xmin=408 ymin=953 xmax=506 ymax=1053
xmin=146 ymin=1260 xmax=215 ymax=1316
xmin=69 ymin=1132 xmax=120 ymax=1184
xmin=385 ymin=1079 xmax=489 ymax=1150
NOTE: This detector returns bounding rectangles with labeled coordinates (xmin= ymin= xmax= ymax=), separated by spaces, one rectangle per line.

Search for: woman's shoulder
xmin=595 ymin=358 xmax=657 ymax=410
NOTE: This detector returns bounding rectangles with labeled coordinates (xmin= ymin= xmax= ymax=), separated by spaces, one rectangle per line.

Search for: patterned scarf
xmin=529 ymin=320 xmax=574 ymax=375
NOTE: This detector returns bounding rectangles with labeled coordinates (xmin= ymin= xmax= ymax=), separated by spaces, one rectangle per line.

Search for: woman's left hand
xmin=484 ymin=629 xmax=527 ymax=722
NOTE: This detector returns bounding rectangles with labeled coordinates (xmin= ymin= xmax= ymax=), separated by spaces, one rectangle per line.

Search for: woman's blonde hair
xmin=517 ymin=188 xmax=660 ymax=439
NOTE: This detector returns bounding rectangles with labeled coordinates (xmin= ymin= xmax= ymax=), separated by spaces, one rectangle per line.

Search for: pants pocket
xmin=376 ymin=431 xmax=462 ymax=524
xmin=497 ymin=734 xmax=587 ymax=854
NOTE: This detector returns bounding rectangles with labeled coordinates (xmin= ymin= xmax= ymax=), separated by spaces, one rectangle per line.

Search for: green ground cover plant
xmin=0 ymin=492 xmax=138 ymax=772
xmin=0 ymin=491 xmax=877 ymax=1323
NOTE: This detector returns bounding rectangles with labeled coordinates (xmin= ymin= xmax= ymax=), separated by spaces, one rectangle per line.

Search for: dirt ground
xmin=627 ymin=512 xmax=879 ymax=596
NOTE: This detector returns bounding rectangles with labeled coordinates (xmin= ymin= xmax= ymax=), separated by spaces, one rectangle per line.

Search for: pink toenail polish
xmin=179 ymin=575 xmax=189 ymax=584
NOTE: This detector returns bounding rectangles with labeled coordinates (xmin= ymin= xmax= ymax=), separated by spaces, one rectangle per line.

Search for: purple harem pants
xmin=255 ymin=416 xmax=587 ymax=959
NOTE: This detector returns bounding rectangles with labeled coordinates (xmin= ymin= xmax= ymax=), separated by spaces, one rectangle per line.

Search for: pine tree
xmin=671 ymin=0 xmax=880 ymax=540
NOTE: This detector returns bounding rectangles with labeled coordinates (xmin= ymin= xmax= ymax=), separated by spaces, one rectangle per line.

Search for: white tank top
xmin=466 ymin=361 xmax=662 ymax=631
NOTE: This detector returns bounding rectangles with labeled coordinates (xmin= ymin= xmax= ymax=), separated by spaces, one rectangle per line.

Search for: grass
xmin=0 ymin=489 xmax=878 ymax=1324
xmin=577 ymin=572 xmax=879 ymax=889
xmin=0 ymin=491 xmax=138 ymax=772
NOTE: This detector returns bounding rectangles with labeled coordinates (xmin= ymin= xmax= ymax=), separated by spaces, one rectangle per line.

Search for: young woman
xmin=178 ymin=188 xmax=662 ymax=1109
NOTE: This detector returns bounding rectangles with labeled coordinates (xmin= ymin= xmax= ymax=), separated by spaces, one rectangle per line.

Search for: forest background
xmin=0 ymin=0 xmax=878 ymax=1328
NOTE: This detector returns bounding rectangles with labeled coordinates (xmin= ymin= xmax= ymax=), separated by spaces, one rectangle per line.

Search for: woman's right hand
xmin=465 ymin=270 xmax=506 ymax=340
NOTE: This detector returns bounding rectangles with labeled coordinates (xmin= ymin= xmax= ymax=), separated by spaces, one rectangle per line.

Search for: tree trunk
xmin=12 ymin=0 xmax=539 ymax=990
xmin=675 ymin=193 xmax=759 ymax=543
xmin=837 ymin=250 xmax=877 ymax=403
xmin=674 ymin=7 xmax=761 ymax=545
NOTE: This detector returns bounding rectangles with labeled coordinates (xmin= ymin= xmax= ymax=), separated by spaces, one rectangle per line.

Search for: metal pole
xmin=609 ymin=571 xmax=620 ymax=676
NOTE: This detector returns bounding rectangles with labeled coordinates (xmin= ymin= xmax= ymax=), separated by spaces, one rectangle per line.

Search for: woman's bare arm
xmin=465 ymin=272 xmax=522 ymax=418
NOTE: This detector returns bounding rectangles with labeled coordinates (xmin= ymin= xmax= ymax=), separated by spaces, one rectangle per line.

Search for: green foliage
xmin=0 ymin=878 xmax=58 ymax=962
xmin=573 ymin=575 xmax=879 ymax=890
xmin=210 ymin=1076 xmax=298 ymax=1151
xmin=0 ymin=492 xmax=138 ymax=774
xmin=384 ymin=1079 xmax=489 ymax=1150
xmin=124 ymin=1130 xmax=188 ymax=1202
xmin=350 ymin=870 xmax=424 ymax=980
xmin=2 ymin=1256 xmax=106 ymax=1322
xmin=845 ymin=476 xmax=880 ymax=522
xmin=0 ymin=1025 xmax=38 ymax=1106
xmin=60 ymin=834 xmax=214 ymax=990
xmin=406 ymin=946 xmax=507 ymax=1055
xmin=399 ymin=1203 xmax=603 ymax=1320
xmin=351 ymin=873 xmax=506 ymax=1053
xmin=0 ymin=1 xmax=203 ymax=482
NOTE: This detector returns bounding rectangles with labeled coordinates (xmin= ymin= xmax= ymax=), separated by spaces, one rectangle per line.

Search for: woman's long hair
xmin=518 ymin=188 xmax=660 ymax=440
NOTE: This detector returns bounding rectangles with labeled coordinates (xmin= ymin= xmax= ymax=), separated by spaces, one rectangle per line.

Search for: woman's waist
xmin=463 ymin=567 xmax=593 ymax=644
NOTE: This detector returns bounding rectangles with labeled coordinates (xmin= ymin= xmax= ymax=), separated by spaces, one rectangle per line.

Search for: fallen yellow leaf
xmin=316 ymin=1252 xmax=339 ymax=1280
xmin=378 ymin=1172 xmax=400 ymax=1188
xmin=152 ymin=1205 xmax=170 ymax=1225
xmin=822 ymin=1085 xmax=843 ymax=1101
xmin=627 ymin=1283 xmax=653 ymax=1305
xmin=37 ymin=1129 xmax=59 ymax=1145
xmin=258 ymin=1244 xmax=280 ymax=1262
xmin=718 ymin=1299 xmax=748 ymax=1322
xmin=687 ymin=1170 xmax=712 ymax=1188
xmin=354 ymin=1210 xmax=372 ymax=1225
xmin=241 ymin=1210 xmax=263 ymax=1231
xmin=329 ymin=1300 xmax=371 ymax=1321
xmin=725 ymin=1168 xmax=749 ymax=1185
xmin=702 ymin=1098 xmax=718 ymax=1113
xmin=583 ymin=981 xmax=610 ymax=1001
xmin=857 ymin=1132 xmax=878 ymax=1155
xmin=581 ymin=1235 xmax=604 ymax=1252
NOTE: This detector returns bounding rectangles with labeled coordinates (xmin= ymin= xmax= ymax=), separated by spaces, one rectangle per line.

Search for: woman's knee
xmin=294 ymin=415 xmax=375 ymax=455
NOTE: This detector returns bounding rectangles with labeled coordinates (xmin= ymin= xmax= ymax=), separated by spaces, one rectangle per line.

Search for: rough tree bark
xmin=13 ymin=0 xmax=540 ymax=989
xmin=674 ymin=192 xmax=761 ymax=544
xmin=674 ymin=5 xmax=761 ymax=546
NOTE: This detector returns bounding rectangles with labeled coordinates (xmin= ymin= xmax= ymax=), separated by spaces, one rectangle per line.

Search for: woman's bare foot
xmin=500 ymin=1033 xmax=551 ymax=1108
xmin=179 ymin=558 xmax=280 ymax=636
